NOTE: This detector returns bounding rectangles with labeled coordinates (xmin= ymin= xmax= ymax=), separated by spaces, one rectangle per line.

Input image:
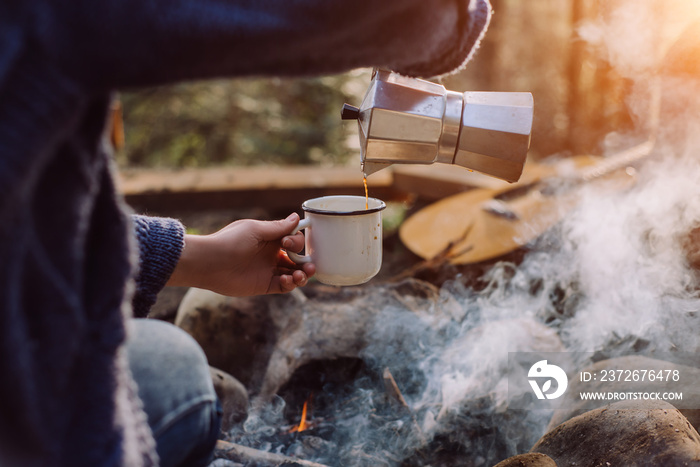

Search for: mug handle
xmin=286 ymin=217 xmax=312 ymax=264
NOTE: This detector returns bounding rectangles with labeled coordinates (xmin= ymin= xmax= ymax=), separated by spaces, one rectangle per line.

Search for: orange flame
xmin=289 ymin=395 xmax=312 ymax=433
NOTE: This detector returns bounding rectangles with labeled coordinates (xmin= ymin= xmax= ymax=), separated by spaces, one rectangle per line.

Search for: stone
xmin=210 ymin=367 xmax=249 ymax=431
xmin=532 ymin=400 xmax=700 ymax=466
xmin=546 ymin=355 xmax=700 ymax=433
xmin=492 ymin=453 xmax=557 ymax=467
xmin=175 ymin=288 xmax=298 ymax=391
xmin=149 ymin=285 xmax=189 ymax=322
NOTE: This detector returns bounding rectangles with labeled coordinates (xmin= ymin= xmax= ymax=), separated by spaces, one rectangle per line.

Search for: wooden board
xmin=118 ymin=166 xmax=394 ymax=194
xmin=117 ymin=164 xmax=501 ymax=213
xmin=399 ymin=151 xmax=645 ymax=265
xmin=117 ymin=166 xmax=400 ymax=212
xmin=391 ymin=164 xmax=515 ymax=200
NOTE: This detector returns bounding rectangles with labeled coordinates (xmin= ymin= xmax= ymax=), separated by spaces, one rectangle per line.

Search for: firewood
xmin=214 ymin=439 xmax=330 ymax=467
xmin=382 ymin=367 xmax=408 ymax=408
xmin=382 ymin=367 xmax=427 ymax=447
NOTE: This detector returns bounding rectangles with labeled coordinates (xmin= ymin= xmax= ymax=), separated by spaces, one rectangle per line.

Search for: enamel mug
xmin=287 ymin=195 xmax=386 ymax=286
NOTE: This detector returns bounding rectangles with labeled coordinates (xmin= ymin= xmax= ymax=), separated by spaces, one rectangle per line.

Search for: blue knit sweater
xmin=0 ymin=1 xmax=490 ymax=465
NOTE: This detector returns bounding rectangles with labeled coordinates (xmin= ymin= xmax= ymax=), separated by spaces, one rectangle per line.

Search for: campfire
xmin=189 ymin=147 xmax=700 ymax=466
xmin=166 ymin=1 xmax=700 ymax=466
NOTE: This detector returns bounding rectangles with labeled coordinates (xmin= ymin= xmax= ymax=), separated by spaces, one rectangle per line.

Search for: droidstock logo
xmin=528 ymin=360 xmax=568 ymax=400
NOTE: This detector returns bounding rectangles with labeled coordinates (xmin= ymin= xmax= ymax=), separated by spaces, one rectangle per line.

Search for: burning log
xmin=213 ymin=439 xmax=330 ymax=467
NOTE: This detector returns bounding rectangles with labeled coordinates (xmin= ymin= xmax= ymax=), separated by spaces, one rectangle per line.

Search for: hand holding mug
xmin=167 ymin=213 xmax=315 ymax=296
xmin=286 ymin=195 xmax=386 ymax=286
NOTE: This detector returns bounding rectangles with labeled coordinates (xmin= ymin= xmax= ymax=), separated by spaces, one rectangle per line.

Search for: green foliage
xmin=382 ymin=202 xmax=408 ymax=237
xmin=117 ymin=71 xmax=370 ymax=168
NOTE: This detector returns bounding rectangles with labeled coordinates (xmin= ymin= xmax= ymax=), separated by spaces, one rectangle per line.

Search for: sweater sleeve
xmin=131 ymin=215 xmax=185 ymax=318
xmin=39 ymin=0 xmax=491 ymax=90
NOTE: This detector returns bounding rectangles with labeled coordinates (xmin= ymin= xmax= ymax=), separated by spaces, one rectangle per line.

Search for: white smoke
xmin=577 ymin=0 xmax=700 ymax=77
xmin=556 ymin=152 xmax=700 ymax=351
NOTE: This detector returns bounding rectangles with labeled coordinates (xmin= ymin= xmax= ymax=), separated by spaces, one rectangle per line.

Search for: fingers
xmin=276 ymin=251 xmax=316 ymax=275
xmin=289 ymin=269 xmax=308 ymax=288
xmin=257 ymin=212 xmax=302 ymax=242
xmin=301 ymin=262 xmax=315 ymax=278
xmin=281 ymin=231 xmax=305 ymax=253
xmin=270 ymin=246 xmax=316 ymax=295
xmin=246 ymin=212 xmax=305 ymax=252
xmin=272 ymin=269 xmax=310 ymax=294
xmin=280 ymin=212 xmax=305 ymax=253
xmin=277 ymin=275 xmax=295 ymax=293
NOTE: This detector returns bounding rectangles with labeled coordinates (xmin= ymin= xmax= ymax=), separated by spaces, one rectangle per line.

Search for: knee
xmin=127 ymin=318 xmax=212 ymax=394
xmin=126 ymin=319 xmax=222 ymax=467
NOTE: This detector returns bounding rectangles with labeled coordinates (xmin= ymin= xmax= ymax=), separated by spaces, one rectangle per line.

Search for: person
xmin=0 ymin=0 xmax=492 ymax=465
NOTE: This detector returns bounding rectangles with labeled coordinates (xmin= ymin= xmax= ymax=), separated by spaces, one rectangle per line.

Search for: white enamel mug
xmin=287 ymin=195 xmax=386 ymax=286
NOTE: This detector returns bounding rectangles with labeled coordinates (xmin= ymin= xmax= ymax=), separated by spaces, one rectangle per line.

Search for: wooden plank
xmin=118 ymin=165 xmax=394 ymax=194
xmin=117 ymin=166 xmax=403 ymax=213
xmin=117 ymin=162 xmax=535 ymax=213
xmin=390 ymin=164 xmax=515 ymax=201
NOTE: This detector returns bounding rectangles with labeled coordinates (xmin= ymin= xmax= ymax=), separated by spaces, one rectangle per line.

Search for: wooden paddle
xmin=399 ymin=140 xmax=655 ymax=265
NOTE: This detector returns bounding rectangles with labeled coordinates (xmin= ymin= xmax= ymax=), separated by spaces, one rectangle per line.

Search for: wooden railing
xmin=117 ymin=164 xmax=510 ymax=213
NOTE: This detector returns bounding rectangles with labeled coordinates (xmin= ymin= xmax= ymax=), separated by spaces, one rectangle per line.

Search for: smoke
xmin=577 ymin=0 xmax=700 ymax=77
xmin=552 ymin=156 xmax=700 ymax=351
xmin=577 ymin=0 xmax=700 ymax=133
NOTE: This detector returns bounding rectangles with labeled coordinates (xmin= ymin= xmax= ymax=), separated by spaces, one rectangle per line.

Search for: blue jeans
xmin=126 ymin=319 xmax=222 ymax=467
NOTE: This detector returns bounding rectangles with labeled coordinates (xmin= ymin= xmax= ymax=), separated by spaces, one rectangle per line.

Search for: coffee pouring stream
xmin=341 ymin=69 xmax=534 ymax=183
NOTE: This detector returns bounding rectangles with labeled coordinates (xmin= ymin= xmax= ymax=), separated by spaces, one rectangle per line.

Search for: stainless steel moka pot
xmin=341 ymin=69 xmax=534 ymax=182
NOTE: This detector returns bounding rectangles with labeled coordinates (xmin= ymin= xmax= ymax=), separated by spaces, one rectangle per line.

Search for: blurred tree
xmin=117 ymin=70 xmax=370 ymax=168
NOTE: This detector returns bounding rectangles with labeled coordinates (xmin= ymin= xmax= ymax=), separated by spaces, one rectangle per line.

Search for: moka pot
xmin=341 ymin=69 xmax=534 ymax=182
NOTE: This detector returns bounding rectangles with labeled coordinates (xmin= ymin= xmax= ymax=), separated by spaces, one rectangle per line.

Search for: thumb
xmin=256 ymin=212 xmax=300 ymax=242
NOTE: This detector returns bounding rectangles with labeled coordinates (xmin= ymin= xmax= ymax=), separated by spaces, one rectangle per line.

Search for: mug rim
xmin=302 ymin=195 xmax=386 ymax=216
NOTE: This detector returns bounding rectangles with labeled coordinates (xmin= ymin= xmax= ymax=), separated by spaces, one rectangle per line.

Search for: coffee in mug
xmin=286 ymin=195 xmax=386 ymax=286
